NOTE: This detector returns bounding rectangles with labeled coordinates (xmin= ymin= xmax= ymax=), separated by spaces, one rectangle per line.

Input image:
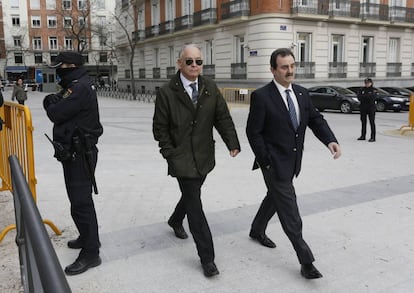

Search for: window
xmin=331 ymin=35 xmax=344 ymax=62
xmin=97 ymin=16 xmax=106 ymax=27
xmin=362 ymin=36 xmax=374 ymax=63
xmin=96 ymin=0 xmax=105 ymax=9
xmin=13 ymin=36 xmax=22 ymax=48
xmin=138 ymin=6 xmax=144 ymax=31
xmin=388 ymin=38 xmax=400 ymax=62
xmin=63 ymin=0 xmax=71 ymax=10
xmin=46 ymin=0 xmax=56 ymax=9
xmin=33 ymin=37 xmax=42 ymax=50
xmin=64 ymin=17 xmax=73 ymax=28
xmin=10 ymin=0 xmax=19 ymax=8
xmin=12 ymin=16 xmax=20 ymax=27
xmin=32 ymin=16 xmax=41 ymax=28
xmin=99 ymin=35 xmax=107 ymax=46
xmin=204 ymin=40 xmax=213 ymax=65
xmin=48 ymin=16 xmax=57 ymax=28
xmin=99 ymin=52 xmax=108 ymax=62
xmin=182 ymin=0 xmax=192 ymax=15
xmin=297 ymin=33 xmax=312 ymax=63
xmin=64 ymin=37 xmax=73 ymax=50
xmin=166 ymin=0 xmax=175 ymax=21
xmin=49 ymin=37 xmax=58 ymax=50
xmin=79 ymin=17 xmax=87 ymax=28
xmin=30 ymin=0 xmax=41 ymax=9
xmin=169 ymin=46 xmax=175 ymax=66
xmin=234 ymin=36 xmax=246 ymax=63
xmin=80 ymin=38 xmax=88 ymax=51
xmin=15 ymin=52 xmax=23 ymax=64
xmin=34 ymin=53 xmax=43 ymax=64
xmin=202 ymin=0 xmax=215 ymax=9
xmin=78 ymin=0 xmax=87 ymax=10
xmin=154 ymin=48 xmax=160 ymax=67
xmin=152 ymin=1 xmax=160 ymax=26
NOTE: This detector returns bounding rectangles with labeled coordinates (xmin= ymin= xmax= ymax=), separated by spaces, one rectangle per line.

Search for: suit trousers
xmin=62 ymin=150 xmax=100 ymax=258
xmin=168 ymin=176 xmax=215 ymax=264
xmin=360 ymin=106 xmax=376 ymax=139
xmin=251 ymin=167 xmax=315 ymax=265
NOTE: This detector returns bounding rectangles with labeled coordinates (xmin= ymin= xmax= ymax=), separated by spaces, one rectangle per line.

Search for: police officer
xmin=357 ymin=78 xmax=376 ymax=142
xmin=43 ymin=51 xmax=103 ymax=275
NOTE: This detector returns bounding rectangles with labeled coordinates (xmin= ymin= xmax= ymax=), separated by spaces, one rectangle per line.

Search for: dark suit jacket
xmin=246 ymin=81 xmax=338 ymax=181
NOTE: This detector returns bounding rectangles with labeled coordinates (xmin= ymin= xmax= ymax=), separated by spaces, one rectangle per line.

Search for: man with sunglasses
xmin=153 ymin=44 xmax=240 ymax=277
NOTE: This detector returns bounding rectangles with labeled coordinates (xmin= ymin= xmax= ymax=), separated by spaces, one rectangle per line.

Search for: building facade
xmin=114 ymin=0 xmax=414 ymax=92
xmin=0 ymin=0 xmax=117 ymax=86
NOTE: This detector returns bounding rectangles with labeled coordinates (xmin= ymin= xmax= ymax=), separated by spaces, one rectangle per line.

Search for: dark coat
xmin=12 ymin=84 xmax=27 ymax=102
xmin=246 ymin=81 xmax=338 ymax=181
xmin=358 ymin=86 xmax=377 ymax=109
xmin=153 ymin=72 xmax=240 ymax=178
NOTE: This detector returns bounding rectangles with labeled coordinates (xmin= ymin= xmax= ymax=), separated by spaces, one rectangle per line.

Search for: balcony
xmin=295 ymin=62 xmax=315 ymax=79
xmin=359 ymin=63 xmax=376 ymax=78
xmin=231 ymin=63 xmax=246 ymax=79
xmin=132 ymin=30 xmax=145 ymax=42
xmin=202 ymin=64 xmax=215 ymax=79
xmin=159 ymin=21 xmax=174 ymax=35
xmin=194 ymin=8 xmax=217 ymax=27
xmin=360 ymin=3 xmax=389 ymax=21
xmin=328 ymin=62 xmax=347 ymax=78
xmin=221 ymin=0 xmax=250 ymax=20
xmin=145 ymin=25 xmax=159 ymax=39
xmin=166 ymin=66 xmax=176 ymax=79
xmin=386 ymin=63 xmax=402 ymax=77
xmin=139 ymin=68 xmax=145 ymax=79
xmin=153 ymin=67 xmax=160 ymax=79
xmin=174 ymin=15 xmax=193 ymax=32
xmin=291 ymin=0 xmax=321 ymax=15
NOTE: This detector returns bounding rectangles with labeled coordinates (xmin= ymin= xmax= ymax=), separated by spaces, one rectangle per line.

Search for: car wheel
xmin=376 ymin=101 xmax=386 ymax=112
xmin=340 ymin=101 xmax=352 ymax=113
xmin=393 ymin=109 xmax=401 ymax=113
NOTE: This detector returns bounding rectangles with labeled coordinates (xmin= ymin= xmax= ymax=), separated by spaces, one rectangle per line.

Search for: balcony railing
xmin=295 ymin=62 xmax=315 ymax=79
xmin=166 ymin=66 xmax=176 ymax=79
xmin=153 ymin=67 xmax=160 ymax=79
xmin=291 ymin=0 xmax=320 ymax=15
xmin=231 ymin=63 xmax=246 ymax=79
xmin=202 ymin=64 xmax=215 ymax=79
xmin=132 ymin=30 xmax=145 ymax=42
xmin=194 ymin=8 xmax=217 ymax=27
xmin=174 ymin=15 xmax=193 ymax=32
xmin=159 ymin=21 xmax=174 ymax=35
xmin=386 ymin=63 xmax=402 ymax=77
xmin=145 ymin=25 xmax=159 ymax=39
xmin=328 ymin=62 xmax=347 ymax=78
xmin=139 ymin=68 xmax=145 ymax=79
xmin=360 ymin=3 xmax=389 ymax=21
xmin=359 ymin=63 xmax=376 ymax=77
xmin=221 ymin=0 xmax=250 ymax=20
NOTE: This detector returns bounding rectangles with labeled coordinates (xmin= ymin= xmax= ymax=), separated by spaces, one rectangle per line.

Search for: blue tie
xmin=285 ymin=89 xmax=299 ymax=130
xmin=189 ymin=83 xmax=199 ymax=105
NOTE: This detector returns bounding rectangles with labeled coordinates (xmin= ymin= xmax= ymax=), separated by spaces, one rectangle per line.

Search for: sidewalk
xmin=1 ymin=89 xmax=414 ymax=292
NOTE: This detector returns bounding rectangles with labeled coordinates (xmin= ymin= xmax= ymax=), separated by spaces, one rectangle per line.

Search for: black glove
xmin=43 ymin=94 xmax=61 ymax=110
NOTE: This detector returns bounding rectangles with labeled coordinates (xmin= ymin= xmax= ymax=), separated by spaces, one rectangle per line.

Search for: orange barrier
xmin=400 ymin=95 xmax=414 ymax=135
xmin=0 ymin=101 xmax=61 ymax=242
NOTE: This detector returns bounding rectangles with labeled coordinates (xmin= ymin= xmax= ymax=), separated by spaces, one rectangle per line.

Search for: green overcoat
xmin=153 ymin=72 xmax=240 ymax=178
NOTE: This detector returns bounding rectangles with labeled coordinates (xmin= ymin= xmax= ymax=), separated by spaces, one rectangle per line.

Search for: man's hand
xmin=230 ymin=149 xmax=240 ymax=157
xmin=43 ymin=94 xmax=61 ymax=110
xmin=328 ymin=142 xmax=341 ymax=159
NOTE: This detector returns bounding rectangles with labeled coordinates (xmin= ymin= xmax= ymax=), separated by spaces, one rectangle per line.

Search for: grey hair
xmin=178 ymin=44 xmax=202 ymax=59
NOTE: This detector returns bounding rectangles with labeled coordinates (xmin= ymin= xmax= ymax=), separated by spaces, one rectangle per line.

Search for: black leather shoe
xmin=202 ymin=262 xmax=219 ymax=277
xmin=67 ymin=237 xmax=101 ymax=249
xmin=301 ymin=264 xmax=323 ymax=279
xmin=65 ymin=256 xmax=102 ymax=276
xmin=249 ymin=231 xmax=276 ymax=248
xmin=368 ymin=138 xmax=375 ymax=142
xmin=168 ymin=220 xmax=188 ymax=239
xmin=357 ymin=136 xmax=365 ymax=140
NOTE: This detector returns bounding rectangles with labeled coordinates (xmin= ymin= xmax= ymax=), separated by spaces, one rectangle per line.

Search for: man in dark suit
xmin=246 ymin=48 xmax=341 ymax=279
xmin=153 ymin=44 xmax=240 ymax=277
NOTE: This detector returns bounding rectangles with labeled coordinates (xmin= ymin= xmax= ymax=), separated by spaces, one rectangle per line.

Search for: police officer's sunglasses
xmin=185 ymin=59 xmax=203 ymax=66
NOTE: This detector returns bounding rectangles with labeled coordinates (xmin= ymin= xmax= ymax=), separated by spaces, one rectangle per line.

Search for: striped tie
xmin=285 ymin=89 xmax=299 ymax=130
xmin=189 ymin=83 xmax=199 ymax=105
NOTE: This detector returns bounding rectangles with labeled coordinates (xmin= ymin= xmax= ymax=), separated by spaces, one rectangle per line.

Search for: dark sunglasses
xmin=185 ymin=59 xmax=203 ymax=66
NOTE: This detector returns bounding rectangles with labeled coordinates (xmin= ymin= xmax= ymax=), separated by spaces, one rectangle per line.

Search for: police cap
xmin=49 ymin=52 xmax=84 ymax=68
xmin=364 ymin=78 xmax=373 ymax=84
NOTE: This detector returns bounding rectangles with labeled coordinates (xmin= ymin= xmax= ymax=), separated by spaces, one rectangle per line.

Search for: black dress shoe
xmin=67 ymin=237 xmax=101 ymax=249
xmin=65 ymin=256 xmax=102 ymax=276
xmin=357 ymin=136 xmax=365 ymax=140
xmin=202 ymin=262 xmax=219 ymax=277
xmin=249 ymin=231 xmax=276 ymax=248
xmin=368 ymin=138 xmax=375 ymax=142
xmin=301 ymin=264 xmax=323 ymax=279
xmin=168 ymin=220 xmax=188 ymax=239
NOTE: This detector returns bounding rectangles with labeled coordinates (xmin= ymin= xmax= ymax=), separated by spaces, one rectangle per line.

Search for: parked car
xmin=308 ymin=85 xmax=360 ymax=113
xmin=348 ymin=86 xmax=409 ymax=112
xmin=23 ymin=79 xmax=39 ymax=91
xmin=379 ymin=87 xmax=413 ymax=98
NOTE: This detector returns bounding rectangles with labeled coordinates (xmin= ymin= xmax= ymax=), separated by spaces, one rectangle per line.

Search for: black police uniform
xmin=44 ymin=64 xmax=103 ymax=262
xmin=358 ymin=81 xmax=376 ymax=141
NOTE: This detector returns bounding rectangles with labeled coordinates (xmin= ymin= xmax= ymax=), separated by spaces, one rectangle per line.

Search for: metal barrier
xmin=9 ymin=155 xmax=71 ymax=293
xmin=220 ymin=88 xmax=255 ymax=104
xmin=0 ymin=101 xmax=61 ymax=242
xmin=400 ymin=95 xmax=414 ymax=135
